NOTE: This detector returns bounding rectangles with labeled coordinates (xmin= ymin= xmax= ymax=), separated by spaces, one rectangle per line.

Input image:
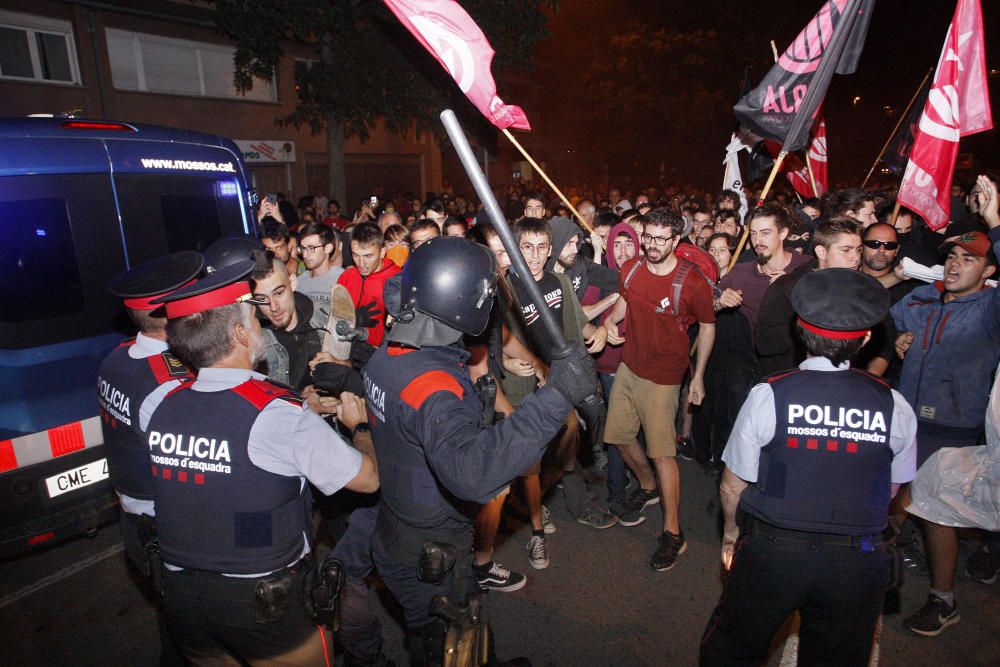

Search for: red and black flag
xmin=735 ymin=0 xmax=875 ymax=152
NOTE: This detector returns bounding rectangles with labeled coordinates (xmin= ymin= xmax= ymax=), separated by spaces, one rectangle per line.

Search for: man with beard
xmin=755 ymin=218 xmax=865 ymax=377
xmin=715 ymin=205 xmax=813 ymax=337
xmin=603 ymin=207 xmax=716 ymax=571
xmin=547 ymin=216 xmax=620 ymax=315
xmin=144 ymin=261 xmax=378 ymax=665
xmin=261 ymin=219 xmax=299 ymax=277
xmin=857 ymin=223 xmax=916 ymax=379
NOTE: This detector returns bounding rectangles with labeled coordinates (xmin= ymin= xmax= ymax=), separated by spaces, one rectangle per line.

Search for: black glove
xmin=355 ymin=301 xmax=382 ymax=329
xmin=311 ymin=362 xmax=365 ymax=396
xmin=349 ymin=340 xmax=376 ymax=370
xmin=547 ymin=346 xmax=600 ymax=407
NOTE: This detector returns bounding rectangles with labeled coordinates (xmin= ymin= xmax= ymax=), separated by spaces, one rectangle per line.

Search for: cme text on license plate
xmin=45 ymin=459 xmax=109 ymax=498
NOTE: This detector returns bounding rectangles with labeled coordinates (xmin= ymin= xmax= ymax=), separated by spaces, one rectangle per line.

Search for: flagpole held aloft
xmin=501 ymin=129 xmax=596 ymax=237
xmin=861 ymin=68 xmax=933 ymax=188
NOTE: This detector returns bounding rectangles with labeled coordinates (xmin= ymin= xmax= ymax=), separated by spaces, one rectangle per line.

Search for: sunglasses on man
xmin=863 ymin=240 xmax=899 ymax=250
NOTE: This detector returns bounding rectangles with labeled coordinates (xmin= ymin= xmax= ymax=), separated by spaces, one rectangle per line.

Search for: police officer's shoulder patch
xmin=148 ymin=351 xmax=194 ymax=384
xmin=162 ymin=352 xmax=192 ymax=378
xmin=231 ymin=378 xmax=300 ymax=410
xmin=400 ymin=370 xmax=464 ymax=410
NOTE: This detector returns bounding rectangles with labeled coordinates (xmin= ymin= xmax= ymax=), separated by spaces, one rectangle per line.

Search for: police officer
xmin=700 ymin=269 xmax=918 ymax=666
xmin=364 ymin=236 xmax=597 ymax=665
xmin=100 ymin=251 xmax=203 ymax=666
xmin=145 ymin=260 xmax=379 ymax=666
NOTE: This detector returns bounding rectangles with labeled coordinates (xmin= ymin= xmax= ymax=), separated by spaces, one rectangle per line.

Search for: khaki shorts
xmin=603 ymin=362 xmax=679 ymax=459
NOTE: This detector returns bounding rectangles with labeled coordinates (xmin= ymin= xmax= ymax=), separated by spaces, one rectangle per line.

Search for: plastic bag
xmin=907 ymin=361 xmax=1000 ymax=530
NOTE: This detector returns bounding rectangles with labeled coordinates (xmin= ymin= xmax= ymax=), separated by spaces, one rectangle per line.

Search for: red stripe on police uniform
xmin=151 ymin=465 xmax=158 ymax=477
xmin=162 ymin=468 xmax=172 ymax=480
xmin=786 ymin=438 xmax=799 ymax=448
xmin=826 ymin=440 xmax=838 ymax=452
xmin=0 ymin=440 xmax=17 ymax=472
xmin=178 ymin=471 xmax=188 ymax=483
xmin=48 ymin=422 xmax=86 ymax=457
xmin=847 ymin=442 xmax=858 ymax=453
xmin=806 ymin=439 xmax=818 ymax=450
xmin=194 ymin=473 xmax=205 ymax=485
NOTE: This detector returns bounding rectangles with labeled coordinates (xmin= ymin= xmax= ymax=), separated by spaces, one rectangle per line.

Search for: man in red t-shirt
xmin=603 ymin=207 xmax=716 ymax=572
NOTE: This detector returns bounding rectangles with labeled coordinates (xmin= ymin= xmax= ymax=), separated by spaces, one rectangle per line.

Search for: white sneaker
xmin=526 ymin=534 xmax=549 ymax=570
xmin=541 ymin=504 xmax=556 ymax=534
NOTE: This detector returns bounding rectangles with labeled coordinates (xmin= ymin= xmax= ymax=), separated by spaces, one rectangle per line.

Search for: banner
xmin=787 ymin=117 xmax=828 ymax=197
xmin=735 ymin=0 xmax=874 ymax=151
xmin=898 ymin=0 xmax=993 ymax=230
xmin=384 ymin=0 xmax=531 ymax=130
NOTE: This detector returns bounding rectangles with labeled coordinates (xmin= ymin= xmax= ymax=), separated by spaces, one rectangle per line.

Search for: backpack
xmin=622 ymin=256 xmax=713 ymax=333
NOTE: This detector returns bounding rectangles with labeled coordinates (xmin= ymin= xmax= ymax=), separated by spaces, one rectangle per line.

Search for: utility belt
xmin=161 ymin=553 xmax=345 ymax=628
xmin=743 ymin=515 xmax=883 ymax=551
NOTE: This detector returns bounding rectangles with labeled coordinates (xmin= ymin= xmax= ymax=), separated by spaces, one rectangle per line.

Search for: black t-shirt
xmin=509 ymin=271 xmax=564 ymax=365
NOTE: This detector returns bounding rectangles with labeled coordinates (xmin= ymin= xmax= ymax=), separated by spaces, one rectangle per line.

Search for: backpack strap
xmin=622 ymin=258 xmax=646 ymax=291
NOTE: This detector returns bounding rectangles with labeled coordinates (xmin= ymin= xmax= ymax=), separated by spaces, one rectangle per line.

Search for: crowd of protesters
xmin=135 ymin=170 xmax=1000 ymax=664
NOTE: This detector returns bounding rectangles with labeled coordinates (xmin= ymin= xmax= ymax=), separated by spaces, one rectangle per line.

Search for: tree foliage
xmin=215 ymin=0 xmax=554 ymax=141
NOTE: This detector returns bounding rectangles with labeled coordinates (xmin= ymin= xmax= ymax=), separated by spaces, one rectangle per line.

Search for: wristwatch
xmin=352 ymin=422 xmax=371 ymax=438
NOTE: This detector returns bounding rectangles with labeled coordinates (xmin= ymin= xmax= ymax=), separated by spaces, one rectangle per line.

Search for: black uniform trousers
xmin=701 ymin=529 xmax=888 ymax=667
xmin=161 ymin=563 xmax=331 ymax=666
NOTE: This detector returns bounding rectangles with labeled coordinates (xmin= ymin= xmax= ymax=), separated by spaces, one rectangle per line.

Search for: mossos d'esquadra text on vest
xmin=786 ymin=403 xmax=888 ymax=443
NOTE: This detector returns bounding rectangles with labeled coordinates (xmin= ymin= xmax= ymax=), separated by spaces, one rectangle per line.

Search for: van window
xmin=114 ymin=174 xmax=245 ymax=264
xmin=0 ymin=197 xmax=85 ymax=322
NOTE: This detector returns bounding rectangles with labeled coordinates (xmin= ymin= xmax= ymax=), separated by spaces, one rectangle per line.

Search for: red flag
xmin=383 ymin=0 xmax=531 ymax=131
xmin=897 ymin=0 xmax=993 ymax=231
xmin=787 ymin=118 xmax=829 ymax=198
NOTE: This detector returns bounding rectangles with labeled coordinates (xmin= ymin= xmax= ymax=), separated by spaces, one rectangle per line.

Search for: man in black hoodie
xmin=548 ymin=216 xmax=621 ymax=309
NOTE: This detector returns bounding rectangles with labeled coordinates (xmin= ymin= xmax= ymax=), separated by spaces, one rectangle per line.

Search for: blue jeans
xmin=600 ymin=372 xmax=628 ymax=502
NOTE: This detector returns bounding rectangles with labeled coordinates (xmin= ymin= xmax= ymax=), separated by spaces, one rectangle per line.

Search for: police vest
xmin=97 ymin=340 xmax=192 ymax=500
xmin=146 ymin=379 xmax=312 ymax=574
xmin=740 ymin=369 xmax=895 ymax=536
xmin=363 ymin=345 xmax=481 ymax=550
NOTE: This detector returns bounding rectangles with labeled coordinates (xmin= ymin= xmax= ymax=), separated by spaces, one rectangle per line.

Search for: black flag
xmin=880 ymin=74 xmax=932 ymax=176
xmin=735 ymin=0 xmax=875 ymax=151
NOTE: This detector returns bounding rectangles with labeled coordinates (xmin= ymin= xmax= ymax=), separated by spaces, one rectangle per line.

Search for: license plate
xmin=45 ymin=459 xmax=109 ymax=498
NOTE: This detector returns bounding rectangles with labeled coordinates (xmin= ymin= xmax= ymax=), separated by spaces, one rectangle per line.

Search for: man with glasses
xmin=603 ymin=207 xmax=716 ymax=571
xmin=295 ymin=222 xmax=343 ymax=312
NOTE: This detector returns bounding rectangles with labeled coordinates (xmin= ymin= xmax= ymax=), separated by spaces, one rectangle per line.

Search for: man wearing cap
xmin=98 ymin=251 xmax=203 ymax=664
xmin=363 ymin=236 xmax=597 ymax=665
xmin=893 ymin=174 xmax=1000 ymax=637
xmin=143 ymin=261 xmax=379 ymax=666
xmin=701 ymin=268 xmax=917 ymax=666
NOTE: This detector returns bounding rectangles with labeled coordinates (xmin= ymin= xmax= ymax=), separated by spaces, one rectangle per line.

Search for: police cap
xmin=791 ymin=268 xmax=889 ymax=340
xmin=108 ymin=251 xmax=204 ymax=310
xmin=152 ymin=260 xmax=267 ymax=319
xmin=203 ymin=235 xmax=263 ymax=273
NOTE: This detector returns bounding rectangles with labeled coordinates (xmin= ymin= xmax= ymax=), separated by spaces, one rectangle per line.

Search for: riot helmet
xmin=398 ymin=236 xmax=497 ymax=336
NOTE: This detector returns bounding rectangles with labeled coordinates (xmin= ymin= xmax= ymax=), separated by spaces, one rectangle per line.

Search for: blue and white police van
xmin=0 ymin=116 xmax=256 ymax=557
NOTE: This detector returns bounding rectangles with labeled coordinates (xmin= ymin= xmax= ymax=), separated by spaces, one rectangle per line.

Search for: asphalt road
xmin=2 ymin=459 xmax=998 ymax=666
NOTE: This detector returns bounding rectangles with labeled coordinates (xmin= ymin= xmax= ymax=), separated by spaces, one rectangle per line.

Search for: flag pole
xmin=501 ymin=129 xmax=595 ymax=236
xmin=805 ymin=153 xmax=819 ymax=197
xmin=727 ymin=150 xmax=788 ymax=272
xmin=888 ymin=199 xmax=903 ymax=227
xmin=861 ymin=68 xmax=933 ymax=187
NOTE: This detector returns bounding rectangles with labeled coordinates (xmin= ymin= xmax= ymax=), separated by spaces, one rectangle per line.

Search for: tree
xmin=215 ymin=0 xmax=554 ymax=203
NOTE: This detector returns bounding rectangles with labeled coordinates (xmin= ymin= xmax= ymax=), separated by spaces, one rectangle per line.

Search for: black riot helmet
xmin=203 ymin=235 xmax=263 ymax=273
xmin=398 ymin=236 xmax=498 ymax=336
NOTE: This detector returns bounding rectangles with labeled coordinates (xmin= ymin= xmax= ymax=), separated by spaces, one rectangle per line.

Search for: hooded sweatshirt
xmin=591 ymin=222 xmax=640 ymax=374
xmin=546 ymin=216 xmax=619 ymax=301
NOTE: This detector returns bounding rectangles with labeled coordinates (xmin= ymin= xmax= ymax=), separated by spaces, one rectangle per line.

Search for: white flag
xmin=722 ymin=134 xmax=749 ymax=223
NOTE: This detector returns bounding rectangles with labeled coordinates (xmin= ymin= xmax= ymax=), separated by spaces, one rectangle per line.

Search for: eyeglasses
xmin=640 ymin=234 xmax=674 ymax=247
xmin=300 ymin=244 xmax=328 ymax=254
xmin=519 ymin=243 xmax=551 ymax=256
xmin=863 ymin=240 xmax=899 ymax=250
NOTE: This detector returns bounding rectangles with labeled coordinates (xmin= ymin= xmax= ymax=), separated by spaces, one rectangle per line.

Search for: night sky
xmin=525 ymin=0 xmax=998 ymax=189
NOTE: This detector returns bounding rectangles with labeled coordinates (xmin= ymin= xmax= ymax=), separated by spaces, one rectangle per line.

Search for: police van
xmin=0 ymin=116 xmax=256 ymax=557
